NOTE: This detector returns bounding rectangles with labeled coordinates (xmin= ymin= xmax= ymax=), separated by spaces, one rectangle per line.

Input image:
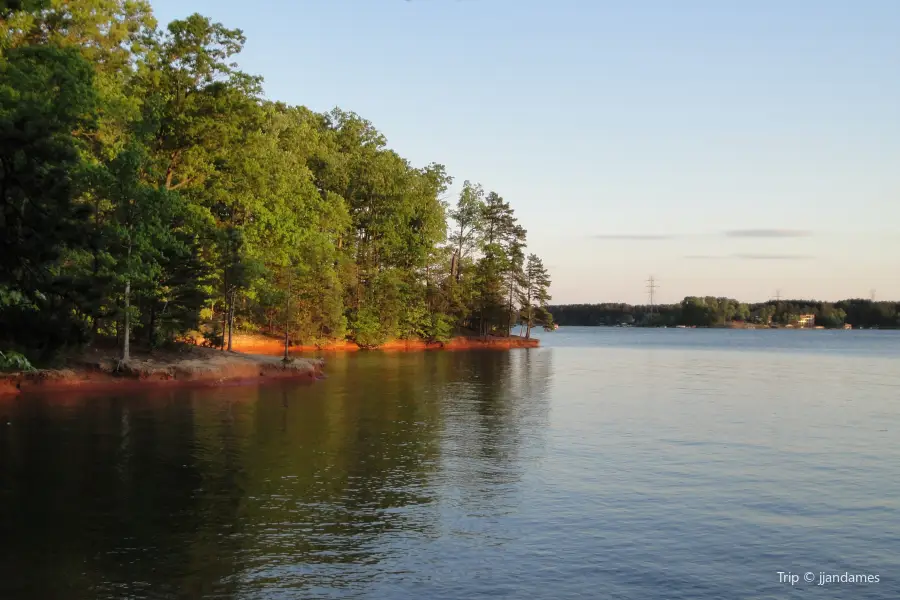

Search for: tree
xmin=519 ymin=254 xmax=552 ymax=339
xmin=144 ymin=13 xmax=262 ymax=194
xmin=503 ymin=224 xmax=527 ymax=335
xmin=0 ymin=44 xmax=98 ymax=356
xmin=549 ymin=298 xmax=900 ymax=330
xmin=97 ymin=145 xmax=188 ymax=362
xmin=471 ymin=191 xmax=518 ymax=336
xmin=448 ymin=180 xmax=484 ymax=282
xmin=1 ymin=1 xmax=558 ymax=361
xmin=1 ymin=0 xmax=158 ymax=161
xmin=680 ymin=297 xmax=715 ymax=327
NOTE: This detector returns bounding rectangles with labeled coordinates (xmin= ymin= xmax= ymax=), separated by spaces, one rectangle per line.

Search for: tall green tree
xmin=502 ymin=223 xmax=527 ymax=335
xmin=0 ymin=44 xmax=98 ymax=355
xmin=144 ymin=13 xmax=261 ymax=193
xmin=519 ymin=254 xmax=552 ymax=339
xmin=472 ymin=191 xmax=517 ymax=335
xmin=448 ymin=180 xmax=484 ymax=282
xmin=97 ymin=145 xmax=188 ymax=362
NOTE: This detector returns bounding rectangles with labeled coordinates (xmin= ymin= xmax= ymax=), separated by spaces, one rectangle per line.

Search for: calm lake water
xmin=1 ymin=328 xmax=899 ymax=599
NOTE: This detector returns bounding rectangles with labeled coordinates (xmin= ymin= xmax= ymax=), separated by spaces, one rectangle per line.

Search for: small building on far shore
xmin=797 ymin=314 xmax=815 ymax=328
xmin=843 ymin=323 xmax=853 ymax=330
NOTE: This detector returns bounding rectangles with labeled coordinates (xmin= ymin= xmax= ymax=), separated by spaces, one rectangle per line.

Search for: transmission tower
xmin=871 ymin=289 xmax=877 ymax=302
xmin=774 ymin=289 xmax=782 ymax=302
xmin=647 ymin=276 xmax=659 ymax=315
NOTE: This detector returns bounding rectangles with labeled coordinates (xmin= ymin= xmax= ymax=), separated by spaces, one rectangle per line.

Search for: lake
xmin=1 ymin=328 xmax=898 ymax=599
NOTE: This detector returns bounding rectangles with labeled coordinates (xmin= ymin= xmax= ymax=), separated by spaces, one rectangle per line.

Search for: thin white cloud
xmin=724 ymin=229 xmax=812 ymax=238
xmin=734 ymin=253 xmax=813 ymax=260
xmin=593 ymin=229 xmax=816 ymax=241
xmin=685 ymin=253 xmax=814 ymax=260
xmin=592 ymin=234 xmax=677 ymax=240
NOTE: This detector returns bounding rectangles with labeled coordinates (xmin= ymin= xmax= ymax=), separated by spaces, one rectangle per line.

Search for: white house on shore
xmin=797 ymin=314 xmax=815 ymax=328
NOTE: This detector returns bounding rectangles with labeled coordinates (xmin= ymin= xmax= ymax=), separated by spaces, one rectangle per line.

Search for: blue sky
xmin=150 ymin=0 xmax=900 ymax=304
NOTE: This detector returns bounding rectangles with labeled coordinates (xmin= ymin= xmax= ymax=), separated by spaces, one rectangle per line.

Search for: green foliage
xmin=448 ymin=180 xmax=485 ymax=281
xmin=817 ymin=313 xmax=844 ymax=329
xmin=350 ymin=307 xmax=387 ymax=349
xmin=398 ymin=299 xmax=429 ymax=341
xmin=0 ymin=44 xmax=96 ymax=292
xmin=519 ymin=254 xmax=552 ymax=338
xmin=551 ymin=298 xmax=898 ymax=329
xmin=0 ymin=43 xmax=99 ymax=356
xmin=0 ymin=1 xmax=553 ymax=355
xmin=0 ymin=350 xmax=34 ymax=372
xmin=425 ymin=312 xmax=454 ymax=343
xmin=201 ymin=326 xmax=224 ymax=349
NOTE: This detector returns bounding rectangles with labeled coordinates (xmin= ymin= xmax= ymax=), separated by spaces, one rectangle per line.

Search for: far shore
xmin=562 ymin=323 xmax=872 ymax=330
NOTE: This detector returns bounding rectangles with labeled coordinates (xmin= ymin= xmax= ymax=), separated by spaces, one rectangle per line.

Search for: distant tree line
xmin=0 ymin=1 xmax=553 ymax=364
xmin=550 ymin=298 xmax=900 ymax=329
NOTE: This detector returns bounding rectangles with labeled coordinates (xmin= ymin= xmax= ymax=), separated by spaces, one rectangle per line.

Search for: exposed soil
xmin=0 ymin=345 xmax=324 ymax=397
xmin=0 ymin=333 xmax=538 ymax=397
xmin=227 ymin=333 xmax=540 ymax=354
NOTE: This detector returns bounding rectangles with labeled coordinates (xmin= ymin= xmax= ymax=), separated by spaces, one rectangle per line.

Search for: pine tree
xmin=519 ymin=254 xmax=553 ymax=339
xmin=503 ymin=224 xmax=527 ymax=335
xmin=473 ymin=191 xmax=519 ymax=336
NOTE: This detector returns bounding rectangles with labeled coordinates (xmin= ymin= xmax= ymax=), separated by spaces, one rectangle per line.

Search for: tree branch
xmin=167 ymin=177 xmax=195 ymax=191
xmin=164 ymin=149 xmax=182 ymax=190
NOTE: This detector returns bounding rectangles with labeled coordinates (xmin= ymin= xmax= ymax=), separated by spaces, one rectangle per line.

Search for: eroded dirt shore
xmin=0 ymin=333 xmax=539 ymax=397
xmin=229 ymin=333 xmax=540 ymax=354
xmin=0 ymin=346 xmax=324 ymax=396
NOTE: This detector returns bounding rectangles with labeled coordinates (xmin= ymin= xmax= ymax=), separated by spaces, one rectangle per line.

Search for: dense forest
xmin=551 ymin=298 xmax=900 ymax=329
xmin=0 ymin=1 xmax=554 ymax=366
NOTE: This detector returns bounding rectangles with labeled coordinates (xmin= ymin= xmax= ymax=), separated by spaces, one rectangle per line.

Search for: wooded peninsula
xmin=0 ymin=1 xmax=555 ymax=374
xmin=551 ymin=298 xmax=900 ymax=329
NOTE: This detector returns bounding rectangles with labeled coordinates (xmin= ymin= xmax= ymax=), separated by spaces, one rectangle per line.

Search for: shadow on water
xmin=0 ymin=390 xmax=247 ymax=598
xmin=0 ymin=348 xmax=553 ymax=599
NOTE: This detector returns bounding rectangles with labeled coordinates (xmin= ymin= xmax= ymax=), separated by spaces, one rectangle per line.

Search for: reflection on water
xmin=2 ymin=333 xmax=899 ymax=599
xmin=0 ymin=350 xmax=553 ymax=599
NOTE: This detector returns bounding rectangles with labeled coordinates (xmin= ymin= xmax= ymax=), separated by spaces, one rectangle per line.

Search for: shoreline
xmin=565 ymin=324 xmax=863 ymax=330
xmin=228 ymin=334 xmax=540 ymax=354
xmin=0 ymin=334 xmax=539 ymax=397
xmin=0 ymin=347 xmax=324 ymax=397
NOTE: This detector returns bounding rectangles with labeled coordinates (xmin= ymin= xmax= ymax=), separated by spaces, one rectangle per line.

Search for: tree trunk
xmin=425 ymin=262 xmax=432 ymax=312
xmin=355 ymin=266 xmax=362 ymax=311
xmin=283 ymin=269 xmax=292 ymax=361
xmin=507 ymin=279 xmax=515 ymax=336
xmin=164 ymin=149 xmax=181 ymax=190
xmin=455 ymin=228 xmax=464 ymax=283
xmin=524 ymin=291 xmax=533 ymax=340
xmin=221 ymin=298 xmax=228 ymax=351
xmin=122 ymin=278 xmax=131 ymax=361
xmin=148 ymin=303 xmax=156 ymax=348
xmin=221 ymin=268 xmax=228 ymax=351
xmin=121 ymin=239 xmax=132 ymax=363
xmin=227 ymin=288 xmax=235 ymax=352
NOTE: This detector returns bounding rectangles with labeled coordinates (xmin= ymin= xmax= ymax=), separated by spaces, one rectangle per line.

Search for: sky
xmin=150 ymin=0 xmax=900 ymax=305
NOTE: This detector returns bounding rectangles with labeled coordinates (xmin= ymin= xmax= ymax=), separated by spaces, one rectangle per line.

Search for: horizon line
xmin=548 ymin=296 xmax=896 ymax=307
